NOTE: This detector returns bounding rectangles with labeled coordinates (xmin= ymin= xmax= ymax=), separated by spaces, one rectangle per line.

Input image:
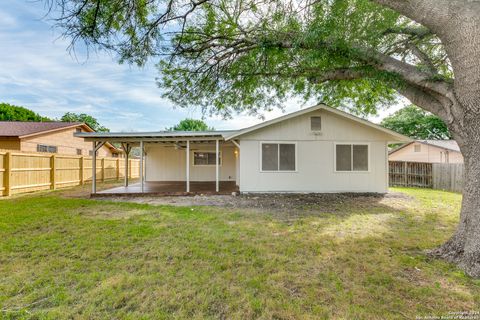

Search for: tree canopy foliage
xmin=61 ymin=112 xmax=110 ymax=132
xmin=44 ymin=0 xmax=451 ymax=119
xmin=381 ymin=105 xmax=451 ymax=140
xmin=167 ymin=118 xmax=214 ymax=131
xmin=0 ymin=103 xmax=51 ymax=122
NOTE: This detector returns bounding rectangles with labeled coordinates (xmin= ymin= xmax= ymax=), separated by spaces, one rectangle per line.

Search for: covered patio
xmin=76 ymin=130 xmax=240 ymax=196
xmin=94 ymin=181 xmax=238 ymax=196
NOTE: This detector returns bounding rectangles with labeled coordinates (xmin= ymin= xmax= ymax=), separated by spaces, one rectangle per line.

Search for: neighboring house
xmin=389 ymin=140 xmax=463 ymax=164
xmin=0 ymin=121 xmax=121 ymax=157
xmin=78 ymin=104 xmax=410 ymax=194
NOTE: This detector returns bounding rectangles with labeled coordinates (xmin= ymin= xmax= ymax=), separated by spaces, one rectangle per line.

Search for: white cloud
xmin=0 ymin=8 xmax=17 ymax=29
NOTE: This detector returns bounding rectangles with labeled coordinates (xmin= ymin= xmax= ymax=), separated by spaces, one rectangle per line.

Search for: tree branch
xmin=407 ymin=43 xmax=438 ymax=75
xmin=371 ymin=0 xmax=452 ymax=35
xmin=308 ymin=68 xmax=368 ymax=84
xmin=395 ymin=83 xmax=448 ymax=119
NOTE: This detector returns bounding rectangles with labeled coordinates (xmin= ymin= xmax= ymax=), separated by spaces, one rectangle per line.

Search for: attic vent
xmin=310 ymin=116 xmax=322 ymax=131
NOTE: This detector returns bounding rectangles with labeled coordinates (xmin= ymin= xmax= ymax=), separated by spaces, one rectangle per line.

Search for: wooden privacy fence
xmin=432 ymin=163 xmax=464 ymax=193
xmin=389 ymin=161 xmax=433 ymax=188
xmin=389 ymin=161 xmax=464 ymax=192
xmin=0 ymin=151 xmax=140 ymax=197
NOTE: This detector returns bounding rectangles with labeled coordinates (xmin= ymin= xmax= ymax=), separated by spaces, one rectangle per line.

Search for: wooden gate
xmin=389 ymin=161 xmax=433 ymax=188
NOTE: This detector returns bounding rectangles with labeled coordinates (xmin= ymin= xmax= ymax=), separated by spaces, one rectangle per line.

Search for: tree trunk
xmin=430 ymin=116 xmax=480 ymax=277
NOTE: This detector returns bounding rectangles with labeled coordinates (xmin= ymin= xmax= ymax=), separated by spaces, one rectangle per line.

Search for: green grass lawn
xmin=0 ymin=188 xmax=478 ymax=319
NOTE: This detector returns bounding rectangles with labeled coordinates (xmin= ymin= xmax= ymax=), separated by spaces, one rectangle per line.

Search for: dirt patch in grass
xmin=95 ymin=191 xmax=413 ymax=216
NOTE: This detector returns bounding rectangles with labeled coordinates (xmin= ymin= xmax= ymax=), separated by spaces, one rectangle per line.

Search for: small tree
xmin=0 ymin=103 xmax=50 ymax=122
xmin=381 ymin=105 xmax=451 ymax=140
xmin=61 ymin=112 xmax=109 ymax=132
xmin=167 ymin=119 xmax=214 ymax=131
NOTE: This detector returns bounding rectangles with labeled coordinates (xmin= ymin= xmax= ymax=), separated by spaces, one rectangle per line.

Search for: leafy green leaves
xmin=48 ymin=0 xmax=451 ymax=118
xmin=381 ymin=105 xmax=451 ymax=139
xmin=61 ymin=112 xmax=110 ymax=132
xmin=156 ymin=0 xmax=412 ymax=117
xmin=0 ymin=103 xmax=51 ymax=122
xmin=166 ymin=118 xmax=214 ymax=131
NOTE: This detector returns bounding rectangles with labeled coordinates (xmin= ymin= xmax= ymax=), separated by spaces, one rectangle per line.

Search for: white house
xmin=77 ymin=104 xmax=410 ymax=195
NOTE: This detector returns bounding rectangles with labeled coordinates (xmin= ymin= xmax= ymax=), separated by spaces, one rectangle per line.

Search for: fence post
xmin=50 ymin=154 xmax=56 ymax=190
xmin=79 ymin=156 xmax=84 ymax=185
xmin=4 ymin=152 xmax=11 ymax=196
xmin=403 ymin=161 xmax=408 ymax=186
xmin=101 ymin=158 xmax=105 ymax=182
xmin=116 ymin=158 xmax=120 ymax=180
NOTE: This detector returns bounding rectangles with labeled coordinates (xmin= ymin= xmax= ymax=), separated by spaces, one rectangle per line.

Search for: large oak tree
xmin=45 ymin=0 xmax=480 ymax=276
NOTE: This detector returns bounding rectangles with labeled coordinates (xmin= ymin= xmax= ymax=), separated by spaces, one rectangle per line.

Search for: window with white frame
xmin=193 ymin=152 xmax=221 ymax=165
xmin=261 ymin=143 xmax=296 ymax=171
xmin=335 ymin=144 xmax=368 ymax=172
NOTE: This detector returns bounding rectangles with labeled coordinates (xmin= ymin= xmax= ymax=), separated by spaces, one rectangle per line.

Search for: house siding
xmin=238 ymin=109 xmax=391 ymax=193
xmin=0 ymin=138 xmax=21 ymax=150
xmin=20 ymin=127 xmax=114 ymax=156
xmin=389 ymin=143 xmax=464 ymax=163
xmin=145 ymin=144 xmax=237 ymax=182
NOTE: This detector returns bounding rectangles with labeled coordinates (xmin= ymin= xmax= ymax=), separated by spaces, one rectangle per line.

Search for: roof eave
xmin=18 ymin=123 xmax=87 ymax=139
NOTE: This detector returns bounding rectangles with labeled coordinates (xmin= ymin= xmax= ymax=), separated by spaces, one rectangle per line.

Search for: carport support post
xmin=216 ymin=139 xmax=219 ymax=192
xmin=140 ymin=140 xmax=144 ymax=193
xmin=125 ymin=143 xmax=129 ymax=187
xmin=92 ymin=141 xmax=106 ymax=194
xmin=92 ymin=142 xmax=96 ymax=194
xmin=186 ymin=140 xmax=190 ymax=192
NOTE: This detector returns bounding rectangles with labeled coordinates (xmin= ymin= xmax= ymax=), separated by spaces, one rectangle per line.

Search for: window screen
xmin=353 ymin=145 xmax=368 ymax=171
xmin=262 ymin=144 xmax=278 ymax=171
xmin=311 ymin=116 xmax=322 ymax=131
xmin=262 ymin=143 xmax=296 ymax=171
xmin=336 ymin=145 xmax=352 ymax=171
xmin=414 ymin=144 xmax=421 ymax=152
xmin=47 ymin=146 xmax=57 ymax=153
xmin=76 ymin=128 xmax=82 ymax=133
xmin=336 ymin=144 xmax=368 ymax=171
xmin=279 ymin=144 xmax=296 ymax=170
xmin=37 ymin=144 xmax=57 ymax=153
xmin=77 ymin=149 xmax=82 ymax=155
xmin=193 ymin=152 xmax=221 ymax=165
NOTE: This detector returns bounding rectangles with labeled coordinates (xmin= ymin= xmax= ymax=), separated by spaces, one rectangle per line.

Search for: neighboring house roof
xmin=0 ymin=121 xmax=86 ymax=138
xmin=76 ymin=104 xmax=411 ymax=142
xmin=390 ymin=139 xmax=461 ymax=155
xmin=0 ymin=121 xmax=120 ymax=152
xmin=418 ymin=140 xmax=460 ymax=152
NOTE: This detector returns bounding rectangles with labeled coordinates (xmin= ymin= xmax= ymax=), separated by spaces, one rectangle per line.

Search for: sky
xmin=0 ymin=1 xmax=403 ymax=132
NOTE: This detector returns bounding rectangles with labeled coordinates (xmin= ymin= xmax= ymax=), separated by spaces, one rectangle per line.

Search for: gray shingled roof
xmin=418 ymin=140 xmax=460 ymax=152
xmin=0 ymin=121 xmax=83 ymax=137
